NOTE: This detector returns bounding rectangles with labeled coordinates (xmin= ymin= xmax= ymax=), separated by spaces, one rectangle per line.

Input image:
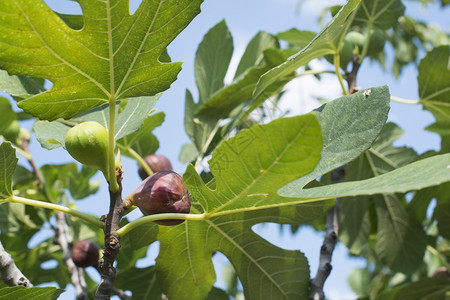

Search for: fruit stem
xmin=118 ymin=144 xmax=153 ymax=176
xmin=358 ymin=22 xmax=373 ymax=64
xmin=334 ymin=52 xmax=348 ymax=95
xmin=108 ymin=98 xmax=119 ymax=192
xmin=116 ymin=213 xmax=206 ymax=236
xmin=390 ymin=96 xmax=420 ymax=105
xmin=8 ymin=195 xmax=104 ymax=228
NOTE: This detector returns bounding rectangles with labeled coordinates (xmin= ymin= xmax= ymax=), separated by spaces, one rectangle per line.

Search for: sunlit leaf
xmin=253 ymin=0 xmax=361 ymax=100
xmin=0 ymin=0 xmax=203 ymax=120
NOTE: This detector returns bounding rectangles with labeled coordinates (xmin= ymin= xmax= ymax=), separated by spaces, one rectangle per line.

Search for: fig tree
xmin=71 ymin=240 xmax=99 ymax=268
xmin=65 ymin=121 xmax=109 ymax=175
xmin=138 ymin=154 xmax=173 ymax=179
xmin=127 ymin=170 xmax=190 ymax=226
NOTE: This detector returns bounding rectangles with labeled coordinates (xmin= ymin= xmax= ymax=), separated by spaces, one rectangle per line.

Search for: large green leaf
xmin=279 ymin=153 xmax=450 ymax=199
xmin=283 ymin=86 xmax=391 ymax=191
xmin=157 ymin=211 xmax=312 ymax=300
xmin=0 ymin=142 xmax=17 ymax=200
xmin=0 ymin=0 xmax=203 ymax=120
xmin=253 ymin=0 xmax=361 ymax=100
xmin=185 ymin=114 xmax=322 ymax=214
xmin=419 ymin=46 xmax=450 ymax=137
xmin=0 ymin=286 xmax=63 ymax=300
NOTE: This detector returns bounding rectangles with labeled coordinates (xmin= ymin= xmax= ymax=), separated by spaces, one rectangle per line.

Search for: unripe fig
xmin=71 ymin=240 xmax=99 ymax=268
xmin=138 ymin=154 xmax=173 ymax=180
xmin=65 ymin=121 xmax=108 ymax=175
xmin=127 ymin=171 xmax=190 ymax=226
xmin=1 ymin=120 xmax=20 ymax=142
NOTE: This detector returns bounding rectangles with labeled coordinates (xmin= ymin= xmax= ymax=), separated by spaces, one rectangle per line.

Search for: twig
xmin=0 ymin=240 xmax=33 ymax=287
xmin=94 ymin=266 xmax=132 ymax=300
xmin=309 ymin=166 xmax=346 ymax=300
xmin=55 ymin=212 xmax=89 ymax=300
xmin=345 ymin=54 xmax=361 ymax=94
xmin=96 ymin=168 xmax=126 ymax=299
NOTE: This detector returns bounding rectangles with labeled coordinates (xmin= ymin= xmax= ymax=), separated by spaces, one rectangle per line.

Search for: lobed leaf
xmin=0 ymin=0 xmax=203 ymax=120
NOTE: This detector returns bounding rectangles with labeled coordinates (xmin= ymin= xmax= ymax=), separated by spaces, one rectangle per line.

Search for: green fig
xmin=65 ymin=121 xmax=109 ymax=175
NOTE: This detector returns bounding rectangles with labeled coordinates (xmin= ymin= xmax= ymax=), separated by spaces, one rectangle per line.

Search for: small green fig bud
xmin=138 ymin=154 xmax=173 ymax=180
xmin=71 ymin=240 xmax=99 ymax=268
xmin=1 ymin=120 xmax=20 ymax=143
xmin=128 ymin=170 xmax=190 ymax=226
xmin=65 ymin=121 xmax=109 ymax=175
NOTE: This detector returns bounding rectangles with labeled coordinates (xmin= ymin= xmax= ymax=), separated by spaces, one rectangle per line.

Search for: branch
xmin=0 ymin=240 xmax=33 ymax=287
xmin=345 ymin=54 xmax=361 ymax=94
xmin=96 ymin=168 xmax=125 ymax=299
xmin=309 ymin=166 xmax=346 ymax=300
xmin=55 ymin=212 xmax=89 ymax=300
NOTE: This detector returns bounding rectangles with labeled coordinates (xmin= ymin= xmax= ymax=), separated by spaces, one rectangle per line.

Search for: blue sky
xmin=16 ymin=0 xmax=450 ymax=299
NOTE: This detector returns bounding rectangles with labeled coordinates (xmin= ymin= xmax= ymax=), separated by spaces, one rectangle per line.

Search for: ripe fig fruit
xmin=128 ymin=170 xmax=190 ymax=226
xmin=138 ymin=154 xmax=173 ymax=180
xmin=71 ymin=240 xmax=99 ymax=268
xmin=65 ymin=121 xmax=109 ymax=175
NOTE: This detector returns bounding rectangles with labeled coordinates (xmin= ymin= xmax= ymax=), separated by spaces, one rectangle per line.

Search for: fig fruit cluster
xmin=138 ymin=154 xmax=173 ymax=179
xmin=71 ymin=240 xmax=99 ymax=268
xmin=127 ymin=170 xmax=190 ymax=226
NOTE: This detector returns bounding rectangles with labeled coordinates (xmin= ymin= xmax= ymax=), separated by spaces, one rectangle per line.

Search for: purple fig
xmin=71 ymin=240 xmax=99 ymax=268
xmin=128 ymin=171 xmax=190 ymax=225
xmin=138 ymin=154 xmax=173 ymax=180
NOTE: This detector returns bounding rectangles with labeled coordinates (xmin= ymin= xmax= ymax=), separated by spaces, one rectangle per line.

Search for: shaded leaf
xmin=0 ymin=142 xmax=17 ymax=199
xmin=353 ymin=0 xmax=405 ymax=30
xmin=419 ymin=46 xmax=450 ymax=138
xmin=33 ymin=120 xmax=71 ymax=150
xmin=115 ymin=266 xmax=162 ymax=300
xmin=0 ymin=70 xmax=45 ymax=98
xmin=195 ymin=20 xmax=233 ymax=103
xmin=234 ymin=31 xmax=280 ymax=79
xmin=0 ymin=97 xmax=16 ymax=135
xmin=179 ymin=143 xmax=199 ymax=164
xmin=0 ymin=286 xmax=64 ymax=300
xmin=118 ymin=112 xmax=165 ymax=158
xmin=435 ymin=203 xmax=450 ymax=239
xmin=0 ymin=0 xmax=203 ymax=120
xmin=393 ymin=275 xmax=450 ymax=300
xmin=374 ymin=194 xmax=427 ymax=274
xmin=276 ymin=29 xmax=317 ymax=49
